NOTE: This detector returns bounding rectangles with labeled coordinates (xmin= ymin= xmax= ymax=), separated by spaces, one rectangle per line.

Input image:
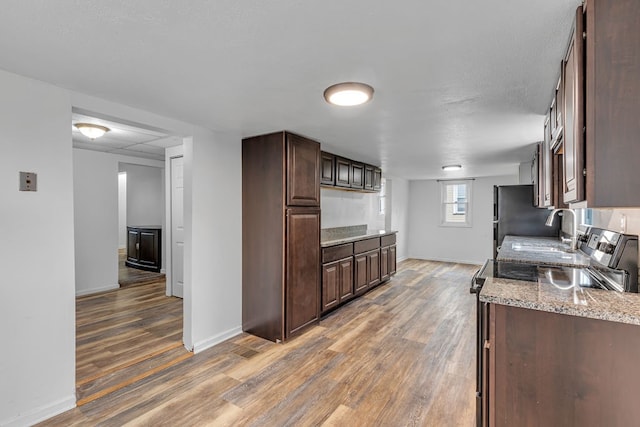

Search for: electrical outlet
xmin=19 ymin=171 xmax=37 ymax=191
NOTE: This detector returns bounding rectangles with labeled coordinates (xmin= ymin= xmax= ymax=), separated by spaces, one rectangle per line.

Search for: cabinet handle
xmin=484 ymin=340 xmax=491 ymax=350
xmin=136 ymin=242 xmax=140 ymax=250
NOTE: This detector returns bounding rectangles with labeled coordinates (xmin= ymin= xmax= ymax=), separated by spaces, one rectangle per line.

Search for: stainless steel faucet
xmin=545 ymin=208 xmax=578 ymax=251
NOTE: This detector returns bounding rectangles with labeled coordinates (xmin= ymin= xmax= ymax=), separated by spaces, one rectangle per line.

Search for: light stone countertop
xmin=480 ymin=275 xmax=640 ymax=326
xmin=497 ymin=235 xmax=590 ymax=267
xmin=321 ymin=229 xmax=397 ymax=247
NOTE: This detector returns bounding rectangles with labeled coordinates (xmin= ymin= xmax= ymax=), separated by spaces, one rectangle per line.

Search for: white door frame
xmin=165 ymin=145 xmax=185 ymax=297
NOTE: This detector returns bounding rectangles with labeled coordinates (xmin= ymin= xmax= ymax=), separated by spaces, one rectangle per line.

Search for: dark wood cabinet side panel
xmin=586 ymin=0 xmax=640 ymax=206
xmin=242 ymin=133 xmax=285 ymax=342
xmin=286 ymin=133 xmax=320 ymax=207
xmin=493 ymin=304 xmax=640 ymax=426
xmin=285 ymin=209 xmax=320 ymax=337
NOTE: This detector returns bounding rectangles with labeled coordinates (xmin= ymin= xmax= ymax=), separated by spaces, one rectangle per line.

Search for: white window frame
xmin=440 ymin=180 xmax=473 ymax=228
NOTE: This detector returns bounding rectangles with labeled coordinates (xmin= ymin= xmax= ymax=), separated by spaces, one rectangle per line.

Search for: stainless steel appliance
xmin=493 ymin=185 xmax=560 ymax=258
xmin=470 ymin=226 xmax=638 ymax=426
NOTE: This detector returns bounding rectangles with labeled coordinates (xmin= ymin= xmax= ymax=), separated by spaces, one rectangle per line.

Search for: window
xmin=440 ymin=180 xmax=472 ymax=227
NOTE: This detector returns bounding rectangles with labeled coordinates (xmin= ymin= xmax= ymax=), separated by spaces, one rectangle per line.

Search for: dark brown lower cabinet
xmin=125 ymin=226 xmax=161 ymax=272
xmin=321 ymin=233 xmax=397 ymax=315
xmin=354 ymin=254 xmax=368 ymax=294
xmin=487 ymin=304 xmax=640 ymax=426
xmin=321 ymin=256 xmax=353 ymax=312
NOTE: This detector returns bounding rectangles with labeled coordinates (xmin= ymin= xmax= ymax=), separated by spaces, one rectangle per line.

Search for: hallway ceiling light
xmin=442 ymin=164 xmax=462 ymax=171
xmin=74 ymin=123 xmax=110 ymax=139
xmin=323 ymin=82 xmax=374 ymax=106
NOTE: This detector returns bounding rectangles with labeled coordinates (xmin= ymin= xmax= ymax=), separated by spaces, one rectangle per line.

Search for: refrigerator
xmin=493 ymin=185 xmax=560 ymax=258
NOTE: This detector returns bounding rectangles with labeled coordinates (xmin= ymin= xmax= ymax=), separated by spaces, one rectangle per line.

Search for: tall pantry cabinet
xmin=242 ymin=131 xmax=321 ymax=342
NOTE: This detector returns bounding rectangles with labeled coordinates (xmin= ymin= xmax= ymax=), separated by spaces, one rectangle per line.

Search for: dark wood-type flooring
xmin=118 ymin=249 xmax=165 ymax=287
xmin=41 ymin=259 xmax=478 ymax=426
xmin=75 ymin=280 xmax=187 ymax=406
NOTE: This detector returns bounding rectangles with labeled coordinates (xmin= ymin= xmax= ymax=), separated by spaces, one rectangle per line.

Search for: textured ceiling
xmin=0 ymin=0 xmax=581 ymax=179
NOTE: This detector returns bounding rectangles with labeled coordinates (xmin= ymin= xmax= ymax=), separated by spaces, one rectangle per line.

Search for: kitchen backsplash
xmin=321 ymin=187 xmax=385 ymax=230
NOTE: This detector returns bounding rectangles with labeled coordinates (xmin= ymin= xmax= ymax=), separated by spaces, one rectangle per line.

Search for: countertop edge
xmin=321 ymin=230 xmax=397 ymax=247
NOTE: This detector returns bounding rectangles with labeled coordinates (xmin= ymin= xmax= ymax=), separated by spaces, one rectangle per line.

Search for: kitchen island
xmin=478 ymin=234 xmax=640 ymax=426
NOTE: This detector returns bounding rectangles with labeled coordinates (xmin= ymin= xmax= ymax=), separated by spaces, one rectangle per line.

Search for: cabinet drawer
xmin=322 ymin=243 xmax=354 ymax=263
xmin=354 ymin=237 xmax=380 ymax=254
xmin=381 ymin=234 xmax=396 ymax=247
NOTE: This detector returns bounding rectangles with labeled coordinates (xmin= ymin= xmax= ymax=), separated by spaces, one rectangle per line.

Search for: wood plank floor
xmin=75 ymin=280 xmax=188 ymax=405
xmin=118 ymin=249 xmax=165 ymax=287
xmin=41 ymin=259 xmax=479 ymax=426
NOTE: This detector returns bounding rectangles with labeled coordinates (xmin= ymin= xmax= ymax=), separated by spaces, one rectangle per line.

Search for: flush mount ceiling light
xmin=74 ymin=123 xmax=110 ymax=140
xmin=323 ymin=82 xmax=374 ymax=106
xmin=442 ymin=165 xmax=462 ymax=171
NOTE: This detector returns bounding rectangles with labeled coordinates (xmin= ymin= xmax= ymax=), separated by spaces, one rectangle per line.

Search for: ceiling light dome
xmin=324 ymin=82 xmax=374 ymax=106
xmin=442 ymin=164 xmax=462 ymax=171
xmin=74 ymin=123 xmax=110 ymax=139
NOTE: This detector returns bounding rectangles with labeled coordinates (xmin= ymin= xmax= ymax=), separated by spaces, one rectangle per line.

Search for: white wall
xmin=118 ymin=172 xmax=127 ymax=249
xmin=519 ymin=161 xmax=532 ymax=184
xmin=121 ymin=163 xmax=164 ymax=227
xmin=73 ymin=149 xmax=164 ymax=296
xmin=387 ymin=177 xmax=410 ymax=262
xmin=320 ymin=187 xmax=385 ymax=230
xmin=408 ymin=175 xmax=518 ymax=265
xmin=183 ymin=129 xmax=242 ymax=353
xmin=0 ymin=70 xmax=76 ymax=426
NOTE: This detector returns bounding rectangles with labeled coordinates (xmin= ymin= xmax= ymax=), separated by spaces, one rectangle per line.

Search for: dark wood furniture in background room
xmin=242 ymin=131 xmax=321 ymax=342
xmin=125 ymin=226 xmax=161 ymax=272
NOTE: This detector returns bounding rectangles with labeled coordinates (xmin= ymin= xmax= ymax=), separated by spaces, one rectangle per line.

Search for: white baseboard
xmin=397 ymin=256 xmax=409 ymax=263
xmin=75 ymin=283 xmax=119 ymax=296
xmin=1 ymin=394 xmax=75 ymax=427
xmin=192 ymin=326 xmax=243 ymax=354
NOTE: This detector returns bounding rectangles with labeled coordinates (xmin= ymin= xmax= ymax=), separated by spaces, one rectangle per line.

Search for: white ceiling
xmin=0 ymin=0 xmax=581 ymax=179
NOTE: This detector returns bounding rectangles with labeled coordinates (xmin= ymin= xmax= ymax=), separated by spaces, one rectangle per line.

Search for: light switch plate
xmin=19 ymin=171 xmax=37 ymax=191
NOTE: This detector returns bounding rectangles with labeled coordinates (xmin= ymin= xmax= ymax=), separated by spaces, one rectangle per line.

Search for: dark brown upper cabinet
xmin=583 ymin=0 xmax=640 ymax=207
xmin=562 ymin=5 xmax=585 ymax=204
xmin=364 ymin=164 xmax=374 ymax=191
xmin=287 ymin=133 xmax=321 ymax=207
xmin=350 ymin=161 xmax=364 ymax=189
xmin=320 ymin=151 xmax=335 ymax=186
xmin=373 ymin=168 xmax=382 ymax=191
xmin=335 ymin=156 xmax=351 ymax=188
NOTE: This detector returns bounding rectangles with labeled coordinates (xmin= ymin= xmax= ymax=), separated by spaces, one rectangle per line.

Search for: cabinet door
xmin=368 ymin=249 xmax=380 ymax=287
xmin=389 ymin=245 xmax=397 ymax=275
xmin=287 ymin=133 xmax=320 ymax=206
xmin=380 ymin=246 xmax=390 ymax=282
xmin=562 ymin=6 xmax=585 ymax=204
xmin=354 ymin=254 xmax=368 ymax=293
xmin=335 ymin=157 xmax=351 ymax=188
xmin=338 ymin=257 xmax=354 ymax=301
xmin=127 ymin=229 xmax=139 ymax=262
xmin=364 ymin=165 xmax=374 ymax=191
xmin=373 ymin=168 xmax=382 ymax=191
xmin=286 ymin=209 xmax=320 ymax=337
xmin=320 ymin=152 xmax=335 ymax=186
xmin=531 ymin=143 xmax=541 ymax=207
xmin=321 ymin=261 xmax=339 ymax=312
xmin=351 ymin=161 xmax=364 ymax=189
xmin=138 ymin=230 xmax=159 ymax=267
